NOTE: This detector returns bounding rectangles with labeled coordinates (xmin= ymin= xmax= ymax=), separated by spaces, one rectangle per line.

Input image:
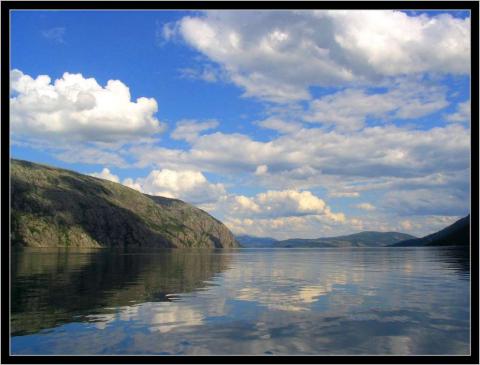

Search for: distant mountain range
xmin=392 ymin=215 xmax=470 ymax=247
xmin=237 ymin=231 xmax=416 ymax=248
xmin=235 ymin=235 xmax=278 ymax=247
xmin=277 ymin=231 xmax=416 ymax=248
xmin=238 ymin=215 xmax=471 ymax=249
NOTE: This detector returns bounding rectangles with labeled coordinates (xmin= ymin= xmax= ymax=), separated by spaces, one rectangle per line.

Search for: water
xmin=11 ymin=247 xmax=470 ymax=355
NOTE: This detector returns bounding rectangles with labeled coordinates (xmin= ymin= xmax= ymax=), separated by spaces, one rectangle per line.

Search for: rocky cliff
xmin=11 ymin=159 xmax=239 ymax=248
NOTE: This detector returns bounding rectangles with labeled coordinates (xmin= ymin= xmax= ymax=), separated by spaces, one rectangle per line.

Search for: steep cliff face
xmin=11 ymin=159 xmax=239 ymax=248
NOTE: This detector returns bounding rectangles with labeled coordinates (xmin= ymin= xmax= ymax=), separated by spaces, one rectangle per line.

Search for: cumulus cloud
xmin=445 ymin=101 xmax=470 ymax=123
xmin=328 ymin=10 xmax=470 ymax=75
xmin=117 ymin=168 xmax=346 ymax=236
xmin=257 ymin=190 xmax=339 ymax=219
xmin=171 ymin=119 xmax=219 ymax=142
xmin=89 ymin=168 xmax=120 ymax=183
xmin=126 ymin=122 xmax=469 ymax=227
xmin=229 ymin=195 xmax=261 ymax=214
xmin=122 ymin=169 xmax=226 ymax=204
xmin=10 ymin=69 xmax=165 ymax=143
xmin=216 ymin=189 xmax=345 ymax=222
xmin=173 ymin=10 xmax=470 ymax=102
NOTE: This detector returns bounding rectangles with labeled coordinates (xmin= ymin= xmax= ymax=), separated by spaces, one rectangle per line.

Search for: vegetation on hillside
xmin=11 ymin=159 xmax=239 ymax=249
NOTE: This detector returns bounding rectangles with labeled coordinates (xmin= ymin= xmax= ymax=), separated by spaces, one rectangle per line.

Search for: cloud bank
xmin=175 ymin=10 xmax=470 ymax=102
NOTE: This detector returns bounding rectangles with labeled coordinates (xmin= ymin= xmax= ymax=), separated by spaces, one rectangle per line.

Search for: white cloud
xmin=224 ymin=214 xmax=346 ymax=240
xmin=122 ymin=169 xmax=226 ymax=205
xmin=258 ymin=190 xmax=327 ymax=217
xmin=255 ymin=164 xmax=268 ymax=176
xmin=171 ymin=119 xmax=219 ymax=142
xmin=122 ymin=177 xmax=143 ymax=192
xmin=126 ymin=122 xmax=469 ymax=228
xmin=118 ymin=170 xmax=346 ymax=235
xmin=216 ymin=189 xmax=345 ymax=222
xmin=230 ymin=195 xmax=261 ymax=213
xmin=304 ymin=80 xmax=449 ymax=130
xmin=355 ymin=203 xmax=376 ymax=211
xmin=10 ymin=69 xmax=165 ymax=143
xmin=445 ymin=101 xmax=470 ymax=123
xmin=55 ymin=146 xmax=128 ymax=167
xmin=173 ymin=10 xmax=470 ymax=102
xmin=338 ymin=170 xmax=469 ymax=196
xmin=329 ymin=191 xmax=360 ymax=198
xmin=130 ymin=124 xmax=469 ymax=185
xmin=328 ymin=10 xmax=470 ymax=75
xmin=89 ymin=168 xmax=120 ymax=183
xmin=257 ymin=117 xmax=302 ymax=134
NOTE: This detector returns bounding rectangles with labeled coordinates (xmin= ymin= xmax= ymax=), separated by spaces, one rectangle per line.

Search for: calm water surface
xmin=11 ymin=247 xmax=470 ymax=355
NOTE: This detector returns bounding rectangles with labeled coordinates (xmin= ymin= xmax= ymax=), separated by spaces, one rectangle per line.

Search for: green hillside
xmin=11 ymin=159 xmax=239 ymax=249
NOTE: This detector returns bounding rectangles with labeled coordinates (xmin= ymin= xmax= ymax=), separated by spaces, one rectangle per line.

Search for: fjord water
xmin=11 ymin=247 xmax=469 ymax=355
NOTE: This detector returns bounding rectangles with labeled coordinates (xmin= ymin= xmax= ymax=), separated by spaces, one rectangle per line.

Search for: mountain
xmin=392 ymin=215 xmax=470 ymax=247
xmin=275 ymin=231 xmax=416 ymax=248
xmin=11 ymin=159 xmax=239 ymax=248
xmin=236 ymin=235 xmax=278 ymax=248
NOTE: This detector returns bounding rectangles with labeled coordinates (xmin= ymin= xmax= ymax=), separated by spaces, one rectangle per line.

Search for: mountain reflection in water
xmin=12 ymin=248 xmax=231 ymax=336
xmin=11 ymin=247 xmax=470 ymax=355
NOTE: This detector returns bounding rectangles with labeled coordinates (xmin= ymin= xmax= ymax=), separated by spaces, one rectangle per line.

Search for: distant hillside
xmin=11 ymin=159 xmax=239 ymax=248
xmin=276 ymin=231 xmax=416 ymax=248
xmin=392 ymin=215 xmax=470 ymax=247
xmin=236 ymin=235 xmax=278 ymax=248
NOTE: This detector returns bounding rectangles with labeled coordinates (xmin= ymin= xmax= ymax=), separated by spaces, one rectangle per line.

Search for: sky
xmin=10 ymin=9 xmax=471 ymax=239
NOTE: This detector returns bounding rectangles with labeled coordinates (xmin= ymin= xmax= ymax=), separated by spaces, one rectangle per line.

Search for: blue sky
xmin=10 ymin=10 xmax=471 ymax=239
